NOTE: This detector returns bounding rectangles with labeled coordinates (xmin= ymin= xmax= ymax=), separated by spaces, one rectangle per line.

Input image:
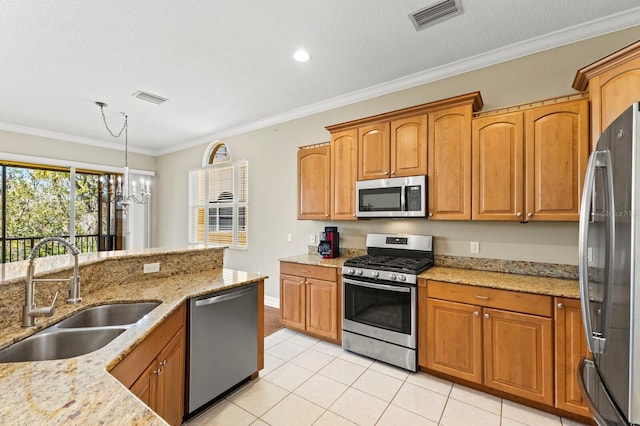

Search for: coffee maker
xmin=317 ymin=226 xmax=340 ymax=259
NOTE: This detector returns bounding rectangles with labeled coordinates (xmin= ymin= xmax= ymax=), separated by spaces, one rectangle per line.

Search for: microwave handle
xmin=401 ymin=185 xmax=406 ymax=211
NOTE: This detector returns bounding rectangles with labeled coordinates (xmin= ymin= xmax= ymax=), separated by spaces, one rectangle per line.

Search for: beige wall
xmin=156 ymin=27 xmax=640 ymax=301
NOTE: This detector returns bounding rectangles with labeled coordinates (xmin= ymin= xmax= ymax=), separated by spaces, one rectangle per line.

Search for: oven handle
xmin=343 ymin=277 xmax=411 ymax=293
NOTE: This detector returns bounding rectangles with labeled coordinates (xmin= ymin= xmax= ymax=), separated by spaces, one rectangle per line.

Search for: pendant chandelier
xmin=95 ymin=101 xmax=151 ymax=212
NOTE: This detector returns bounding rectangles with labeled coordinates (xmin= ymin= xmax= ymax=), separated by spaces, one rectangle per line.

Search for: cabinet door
xmin=472 ymin=112 xmax=525 ymax=221
xmin=358 ymin=123 xmax=390 ymax=180
xmin=298 ymin=145 xmax=330 ymax=220
xmin=156 ymin=327 xmax=186 ymax=426
xmin=524 ymin=99 xmax=589 ymax=221
xmin=331 ymin=129 xmax=358 ymax=220
xmin=484 ymin=308 xmax=553 ymax=405
xmin=428 ymin=105 xmax=472 ymax=219
xmin=555 ymin=298 xmax=591 ymax=417
xmin=426 ymin=298 xmax=483 ymax=384
xmin=391 ymin=115 xmax=427 ymax=177
xmin=306 ymin=278 xmax=339 ymax=342
xmin=280 ymin=274 xmax=306 ymax=331
xmin=130 ymin=362 xmax=157 ymax=409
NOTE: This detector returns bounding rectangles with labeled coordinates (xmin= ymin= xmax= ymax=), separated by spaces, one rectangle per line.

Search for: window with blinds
xmin=188 ymin=159 xmax=248 ymax=249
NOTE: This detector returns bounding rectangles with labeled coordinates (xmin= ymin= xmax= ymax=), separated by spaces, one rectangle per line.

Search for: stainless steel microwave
xmin=356 ymin=175 xmax=426 ymax=218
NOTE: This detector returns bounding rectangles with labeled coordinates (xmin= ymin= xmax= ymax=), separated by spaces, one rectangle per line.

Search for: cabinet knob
xmin=153 ymin=369 xmax=162 ymax=375
xmin=527 ymin=212 xmax=533 ymax=218
xmin=160 ymin=359 xmax=167 ymax=367
xmin=299 ymin=280 xmax=305 ymax=284
xmin=484 ymin=313 xmax=490 ymax=319
xmin=474 ymin=311 xmax=480 ymax=317
xmin=325 ymin=214 xmax=329 ymax=217
xmin=428 ymin=212 xmax=433 ymax=217
xmin=353 ymin=214 xmax=356 ymax=217
xmin=384 ymin=172 xmax=389 ymax=175
xmin=557 ymin=303 xmax=564 ymax=309
xmin=516 ymin=212 xmax=522 ymax=217
xmin=391 ymin=171 xmax=395 ymax=175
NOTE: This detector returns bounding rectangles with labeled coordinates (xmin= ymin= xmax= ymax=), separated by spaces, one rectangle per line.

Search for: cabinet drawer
xmin=427 ymin=280 xmax=552 ymax=317
xmin=280 ymin=262 xmax=337 ymax=282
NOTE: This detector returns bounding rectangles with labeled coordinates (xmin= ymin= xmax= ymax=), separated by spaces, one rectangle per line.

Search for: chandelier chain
xmin=99 ymin=105 xmax=129 ymax=167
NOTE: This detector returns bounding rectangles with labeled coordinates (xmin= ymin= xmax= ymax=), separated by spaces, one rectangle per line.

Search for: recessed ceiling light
xmin=293 ymin=49 xmax=311 ymax=62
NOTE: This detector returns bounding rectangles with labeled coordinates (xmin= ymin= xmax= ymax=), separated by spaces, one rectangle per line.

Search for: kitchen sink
xmin=55 ymin=301 xmax=161 ymax=328
xmin=0 ymin=328 xmax=125 ymax=363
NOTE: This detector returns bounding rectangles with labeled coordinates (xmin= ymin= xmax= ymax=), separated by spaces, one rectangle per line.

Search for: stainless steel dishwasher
xmin=186 ymin=283 xmax=258 ymax=416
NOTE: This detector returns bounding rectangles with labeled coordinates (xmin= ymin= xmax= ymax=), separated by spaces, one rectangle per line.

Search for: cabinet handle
xmin=301 ymin=269 xmax=309 ymax=273
xmin=484 ymin=313 xmax=490 ymax=319
xmin=516 ymin=212 xmax=522 ymax=217
xmin=557 ymin=303 xmax=564 ymax=309
xmin=153 ymin=369 xmax=162 ymax=375
xmin=475 ymin=295 xmax=489 ymax=300
xmin=159 ymin=359 xmax=167 ymax=367
xmin=474 ymin=311 xmax=480 ymax=317
xmin=527 ymin=212 xmax=533 ymax=218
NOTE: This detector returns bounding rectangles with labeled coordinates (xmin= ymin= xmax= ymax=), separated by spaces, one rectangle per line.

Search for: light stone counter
xmin=0 ymin=246 xmax=266 ymax=425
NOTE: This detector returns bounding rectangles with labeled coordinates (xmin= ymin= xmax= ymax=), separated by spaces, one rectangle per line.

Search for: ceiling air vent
xmin=132 ymin=90 xmax=168 ymax=105
xmin=410 ymin=0 xmax=462 ymax=31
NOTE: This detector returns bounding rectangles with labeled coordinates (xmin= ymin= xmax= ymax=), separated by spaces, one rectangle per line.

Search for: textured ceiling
xmin=1 ymin=0 xmax=640 ymax=155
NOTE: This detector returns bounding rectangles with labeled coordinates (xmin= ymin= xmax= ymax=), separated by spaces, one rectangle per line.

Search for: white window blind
xmin=188 ymin=159 xmax=248 ymax=249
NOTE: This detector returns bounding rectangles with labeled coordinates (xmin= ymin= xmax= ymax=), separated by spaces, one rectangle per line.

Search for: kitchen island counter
xmin=0 ymin=247 xmax=266 ymax=425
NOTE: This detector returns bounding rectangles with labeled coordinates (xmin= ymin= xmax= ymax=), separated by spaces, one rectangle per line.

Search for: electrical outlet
xmin=309 ymin=234 xmax=316 ymax=245
xmin=470 ymin=241 xmax=480 ymax=254
xmin=287 ymin=233 xmax=293 ymax=243
xmin=143 ymin=262 xmax=160 ymax=274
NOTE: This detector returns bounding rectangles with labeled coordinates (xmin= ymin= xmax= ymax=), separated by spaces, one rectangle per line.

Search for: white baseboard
xmin=264 ymin=295 xmax=280 ymax=308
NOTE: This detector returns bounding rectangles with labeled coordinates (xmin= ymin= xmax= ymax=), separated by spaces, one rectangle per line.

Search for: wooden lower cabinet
xmin=421 ymin=280 xmax=554 ymax=406
xmin=555 ymin=297 xmax=591 ymax=417
xmin=110 ymin=304 xmax=186 ymax=426
xmin=280 ymin=262 xmax=341 ymax=344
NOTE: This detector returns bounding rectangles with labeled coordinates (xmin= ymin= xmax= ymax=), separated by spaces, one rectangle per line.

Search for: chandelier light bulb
xmin=293 ymin=49 xmax=311 ymax=62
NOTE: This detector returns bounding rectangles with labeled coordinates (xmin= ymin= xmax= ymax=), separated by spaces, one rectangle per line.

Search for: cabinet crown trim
xmin=573 ymin=39 xmax=640 ymax=91
xmin=325 ymin=91 xmax=483 ymax=132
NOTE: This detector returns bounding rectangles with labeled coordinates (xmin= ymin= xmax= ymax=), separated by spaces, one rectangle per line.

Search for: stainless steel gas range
xmin=341 ymin=233 xmax=434 ymax=371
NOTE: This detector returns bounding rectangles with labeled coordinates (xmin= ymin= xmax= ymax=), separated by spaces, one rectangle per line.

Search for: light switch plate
xmin=143 ymin=262 xmax=160 ymax=273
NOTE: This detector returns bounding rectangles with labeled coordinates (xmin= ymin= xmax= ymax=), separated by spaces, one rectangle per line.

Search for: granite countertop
xmin=280 ymin=254 xmax=580 ymax=299
xmin=0 ymin=267 xmax=266 ymax=425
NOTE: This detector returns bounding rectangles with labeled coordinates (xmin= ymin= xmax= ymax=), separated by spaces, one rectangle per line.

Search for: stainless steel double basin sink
xmin=0 ymin=301 xmax=160 ymax=363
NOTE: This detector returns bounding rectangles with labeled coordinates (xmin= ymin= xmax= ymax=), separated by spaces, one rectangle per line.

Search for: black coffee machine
xmin=318 ymin=226 xmax=340 ymax=259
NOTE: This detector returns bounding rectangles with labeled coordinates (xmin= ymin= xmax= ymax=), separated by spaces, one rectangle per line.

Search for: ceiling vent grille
xmin=410 ymin=0 xmax=462 ymax=31
xmin=132 ymin=90 xmax=168 ymax=105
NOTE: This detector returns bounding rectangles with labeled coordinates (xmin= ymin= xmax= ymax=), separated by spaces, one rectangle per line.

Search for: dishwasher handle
xmin=194 ymin=286 xmax=254 ymax=307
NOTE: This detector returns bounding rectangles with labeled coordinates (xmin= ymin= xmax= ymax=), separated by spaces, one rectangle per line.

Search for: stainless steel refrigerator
xmin=578 ymin=102 xmax=640 ymax=425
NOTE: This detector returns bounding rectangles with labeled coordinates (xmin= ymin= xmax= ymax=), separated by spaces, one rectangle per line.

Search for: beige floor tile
xmin=501 ymin=400 xmax=562 ymax=426
xmin=449 ymin=383 xmax=502 ymax=414
xmin=250 ymin=420 xmax=269 ymax=426
xmin=440 ymin=397 xmax=501 ymax=426
xmin=369 ymin=360 xmax=411 ymax=380
xmin=501 ymin=418 xmax=527 ymax=426
xmin=186 ymin=400 xmax=256 ymax=426
xmin=329 ymin=387 xmax=389 ymax=426
xmin=260 ymin=353 xmax=286 ymax=376
xmin=290 ymin=348 xmax=335 ymax=372
xmin=288 ymin=333 xmax=320 ymax=348
xmin=392 ymin=382 xmax=448 ymax=422
xmin=313 ymin=410 xmax=358 ymax=426
xmin=293 ymin=373 xmax=349 ymax=408
xmin=312 ymin=340 xmax=344 ymax=357
xmin=318 ymin=357 xmax=366 ymax=386
xmin=264 ymin=334 xmax=284 ymax=350
xmin=406 ymin=371 xmax=453 ymax=396
xmin=338 ymin=350 xmax=375 ymax=368
xmin=377 ymin=404 xmax=438 ymax=426
xmin=561 ymin=417 xmax=591 ymax=426
xmin=351 ymin=369 xmax=403 ymax=402
xmin=226 ymin=379 xmax=288 ymax=417
xmin=260 ymin=393 xmax=324 ymax=426
xmin=265 ymin=339 xmax=308 ymax=361
xmin=270 ymin=328 xmax=298 ymax=340
xmin=262 ymin=362 xmax=314 ymax=391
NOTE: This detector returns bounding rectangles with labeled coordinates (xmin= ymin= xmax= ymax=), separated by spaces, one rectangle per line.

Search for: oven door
xmin=342 ymin=277 xmax=416 ymax=348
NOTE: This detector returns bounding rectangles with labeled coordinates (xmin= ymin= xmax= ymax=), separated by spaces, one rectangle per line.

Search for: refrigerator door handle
xmin=579 ymin=150 xmax=614 ymax=355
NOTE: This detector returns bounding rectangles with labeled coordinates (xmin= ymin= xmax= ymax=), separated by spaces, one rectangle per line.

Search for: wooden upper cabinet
xmin=330 ymin=129 xmax=358 ymax=220
xmin=358 ymin=123 xmax=391 ymax=180
xmin=524 ymin=99 xmax=589 ymax=221
xmin=391 ymin=115 xmax=428 ymax=177
xmin=428 ymin=104 xmax=473 ymax=220
xmin=472 ymin=112 xmax=525 ymax=220
xmin=573 ymin=40 xmax=640 ymax=150
xmin=298 ymin=144 xmax=330 ymax=220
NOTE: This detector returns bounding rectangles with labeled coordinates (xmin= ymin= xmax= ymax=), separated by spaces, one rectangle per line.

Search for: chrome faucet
xmin=22 ymin=237 xmax=81 ymax=327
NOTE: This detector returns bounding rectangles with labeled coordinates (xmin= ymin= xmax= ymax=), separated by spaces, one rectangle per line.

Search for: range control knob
xmin=398 ymin=275 xmax=407 ymax=282
xmin=372 ymin=271 xmax=379 ymax=278
xmin=346 ymin=268 xmax=355 ymax=275
xmin=389 ymin=273 xmax=397 ymax=280
xmin=356 ymin=269 xmax=363 ymax=276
